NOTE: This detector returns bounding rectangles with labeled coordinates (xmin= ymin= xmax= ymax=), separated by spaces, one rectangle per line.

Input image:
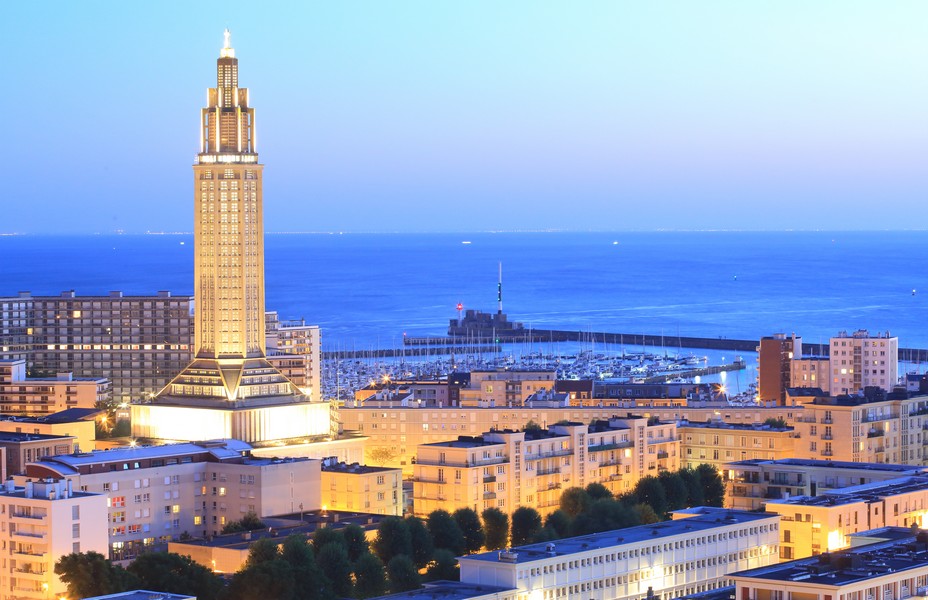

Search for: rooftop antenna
xmin=497 ymin=262 xmax=503 ymax=315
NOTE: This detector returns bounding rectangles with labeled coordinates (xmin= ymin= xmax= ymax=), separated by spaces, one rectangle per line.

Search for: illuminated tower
xmin=131 ymin=32 xmax=330 ymax=443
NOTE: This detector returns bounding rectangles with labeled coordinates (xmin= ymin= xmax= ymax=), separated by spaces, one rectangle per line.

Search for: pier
xmin=322 ymin=344 xmax=501 ymax=360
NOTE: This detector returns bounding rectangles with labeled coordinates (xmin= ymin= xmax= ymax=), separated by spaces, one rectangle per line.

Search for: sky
xmin=1 ymin=1 xmax=926 ymax=234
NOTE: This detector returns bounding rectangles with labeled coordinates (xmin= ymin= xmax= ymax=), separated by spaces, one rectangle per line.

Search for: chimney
xmin=24 ymin=481 xmax=33 ymax=499
xmin=66 ymin=479 xmax=73 ymax=498
xmin=5 ymin=479 xmax=13 ymax=494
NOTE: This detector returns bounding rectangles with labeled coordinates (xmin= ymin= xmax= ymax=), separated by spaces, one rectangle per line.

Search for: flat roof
xmin=735 ymin=530 xmax=928 ymax=586
xmin=678 ymin=421 xmax=793 ymax=432
xmin=368 ymin=581 xmax=514 ymax=600
xmin=39 ymin=439 xmax=253 ymax=467
xmin=767 ymin=475 xmax=928 ymax=508
xmin=460 ymin=507 xmax=777 ymax=565
xmin=82 ymin=590 xmax=195 ymax=600
xmin=0 ymin=432 xmax=74 ymax=443
xmin=727 ymin=458 xmax=928 ymax=473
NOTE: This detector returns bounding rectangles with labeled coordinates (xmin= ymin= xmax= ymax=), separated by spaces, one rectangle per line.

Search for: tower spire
xmin=220 ymin=28 xmax=235 ymax=58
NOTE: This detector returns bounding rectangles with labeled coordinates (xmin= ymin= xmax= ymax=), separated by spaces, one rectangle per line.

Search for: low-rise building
xmin=765 ymin=475 xmax=928 ymax=559
xmin=730 ymin=528 xmax=928 ymax=600
xmin=413 ymin=417 xmax=680 ymax=517
xmin=678 ymin=421 xmax=797 ymax=472
xmin=0 ymin=432 xmax=75 ymax=478
xmin=0 ymin=359 xmax=110 ymax=416
xmin=723 ymin=458 xmax=928 ymax=511
xmin=320 ymin=457 xmax=403 ymax=516
xmin=0 ymin=478 xmax=108 ymax=600
xmin=459 ymin=370 xmax=557 ymax=407
xmin=23 ymin=440 xmax=321 ymax=560
xmin=458 ymin=507 xmax=780 ymax=600
xmin=0 ymin=409 xmax=99 ymax=454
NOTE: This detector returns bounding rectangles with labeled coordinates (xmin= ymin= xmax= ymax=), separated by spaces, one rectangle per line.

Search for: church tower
xmin=131 ymin=32 xmax=330 ymax=443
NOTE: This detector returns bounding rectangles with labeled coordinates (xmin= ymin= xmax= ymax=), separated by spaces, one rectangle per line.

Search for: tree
xmin=658 ymin=471 xmax=689 ymax=512
xmin=127 ymin=552 xmax=222 ymax=600
xmin=387 ymin=555 xmax=421 ymax=593
xmin=696 ymin=463 xmax=726 ymax=507
xmin=523 ymin=419 xmax=542 ymax=431
xmin=55 ymin=552 xmax=136 ymax=599
xmin=245 ymin=538 xmax=281 ymax=567
xmin=343 ymin=523 xmax=369 ymax=563
xmin=406 ymin=516 xmax=434 ymax=569
xmin=426 ymin=549 xmax=459 ymax=581
xmin=354 ymin=552 xmax=387 ymax=599
xmin=312 ymin=526 xmax=346 ymax=554
xmin=366 ymin=446 xmax=398 ymax=467
xmin=372 ymin=517 xmax=412 ymax=565
xmin=317 ymin=542 xmax=353 ymax=598
xmin=679 ymin=468 xmax=705 ymax=506
xmin=543 ymin=510 xmax=571 ymax=538
xmin=482 ymin=507 xmax=509 ymax=550
xmin=222 ymin=511 xmax=266 ymax=534
xmin=633 ymin=503 xmax=661 ymax=524
xmin=633 ymin=476 xmax=668 ymax=517
xmin=764 ymin=417 xmax=788 ymax=428
xmin=559 ymin=487 xmax=591 ymax=518
xmin=510 ymin=507 xmax=542 ymax=547
xmin=427 ymin=510 xmax=466 ymax=556
xmin=452 ymin=508 xmax=485 ymax=554
xmin=225 ymin=557 xmax=296 ymax=600
xmin=585 ymin=482 xmax=612 ymax=501
xmin=281 ymin=535 xmax=331 ymax=600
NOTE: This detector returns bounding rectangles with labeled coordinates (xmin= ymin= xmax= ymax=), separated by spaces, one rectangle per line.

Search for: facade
xmin=791 ymin=394 xmax=928 ymax=465
xmin=723 ymin=458 xmax=928 ymax=511
xmin=758 ymin=334 xmax=801 ymax=405
xmin=458 ymin=507 xmax=780 ymax=600
xmin=130 ymin=32 xmax=328 ymax=443
xmin=0 ymin=433 xmax=75 ymax=478
xmin=459 ymin=370 xmax=557 ymax=407
xmin=24 ymin=439 xmax=321 ymax=560
xmin=678 ymin=421 xmax=797 ymax=472
xmin=319 ymin=457 xmax=403 ymax=516
xmin=340 ymin=403 xmax=800 ymax=474
xmin=0 ymin=478 xmax=108 ymax=600
xmin=0 ymin=291 xmax=193 ymax=404
xmin=413 ymin=418 xmax=680 ymax=517
xmin=0 ymin=359 xmax=109 ymax=416
xmin=730 ymin=529 xmax=928 ymax=600
xmin=0 ymin=412 xmax=97 ymax=456
xmin=790 ymin=358 xmax=831 ymax=394
xmin=265 ymin=312 xmax=321 ymax=400
xmin=765 ymin=475 xmax=928 ymax=559
xmin=830 ymin=330 xmax=899 ymax=395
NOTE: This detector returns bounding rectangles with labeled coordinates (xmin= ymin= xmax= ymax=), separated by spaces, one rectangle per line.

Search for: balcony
xmin=10 ymin=512 xmax=45 ymax=521
xmin=483 ymin=492 xmax=497 ymax=500
xmin=821 ymin=434 xmax=833 ymax=440
xmin=657 ymin=451 xmax=670 ymax=460
xmin=820 ymin=417 xmax=833 ymax=424
xmin=867 ymin=429 xmax=885 ymax=438
xmin=597 ymin=458 xmax=622 ymax=467
xmin=11 ymin=530 xmax=46 ymax=541
xmin=648 ymin=437 xmax=679 ymax=446
xmin=524 ymin=449 xmax=572 ymax=461
xmin=415 ymin=477 xmax=447 ymax=485
xmin=412 ymin=495 xmax=447 ymax=503
xmin=587 ymin=441 xmax=634 ymax=453
xmin=483 ymin=475 xmax=497 ymax=483
xmin=536 ymin=467 xmax=561 ymax=476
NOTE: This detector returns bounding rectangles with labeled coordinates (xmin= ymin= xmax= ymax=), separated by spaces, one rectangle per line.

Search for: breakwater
xmin=322 ymin=344 xmax=501 ymax=360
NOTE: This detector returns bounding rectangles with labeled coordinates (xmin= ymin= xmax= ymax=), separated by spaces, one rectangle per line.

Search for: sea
xmin=2 ymin=231 xmax=927 ymax=360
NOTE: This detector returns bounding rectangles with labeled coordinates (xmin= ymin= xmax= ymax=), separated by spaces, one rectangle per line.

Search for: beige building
xmin=0 ymin=290 xmax=193 ymax=404
xmin=791 ymin=357 xmax=831 ymax=394
xmin=320 ymin=458 xmax=402 ymax=516
xmin=830 ymin=330 xmax=899 ymax=395
xmin=0 ymin=478 xmax=108 ymax=600
xmin=791 ymin=394 xmax=928 ymax=465
xmin=24 ymin=439 xmax=321 ymax=560
xmin=0 ymin=412 xmax=97 ymax=456
xmin=266 ymin=312 xmax=321 ymax=401
xmin=0 ymin=433 xmax=75 ymax=478
xmin=0 ymin=359 xmax=110 ymax=416
xmin=678 ymin=420 xmax=797 ymax=472
xmin=731 ymin=527 xmax=928 ymax=600
xmin=413 ymin=417 xmax=679 ymax=517
xmin=459 ymin=507 xmax=780 ymax=600
xmin=459 ymin=370 xmax=557 ymax=407
xmin=723 ymin=458 xmax=928 ymax=511
xmin=340 ymin=402 xmax=799 ymax=474
xmin=766 ymin=475 xmax=928 ymax=559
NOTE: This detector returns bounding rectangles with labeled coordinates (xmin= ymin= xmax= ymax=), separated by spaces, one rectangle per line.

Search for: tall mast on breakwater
xmin=497 ymin=262 xmax=503 ymax=315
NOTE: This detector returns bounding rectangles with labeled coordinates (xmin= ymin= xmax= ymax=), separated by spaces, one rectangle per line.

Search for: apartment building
xmin=265 ymin=312 xmax=321 ymax=400
xmin=678 ymin=421 xmax=797 ymax=472
xmin=830 ymin=330 xmax=898 ymax=395
xmin=790 ymin=358 xmax=831 ymax=394
xmin=723 ymin=458 xmax=928 ymax=511
xmin=0 ymin=433 xmax=75 ymax=479
xmin=0 ymin=359 xmax=110 ymax=416
xmin=0 ymin=478 xmax=108 ymax=600
xmin=758 ymin=334 xmax=802 ymax=405
xmin=459 ymin=370 xmax=557 ymax=407
xmin=340 ymin=402 xmax=800 ymax=474
xmin=0 ymin=291 xmax=193 ymax=404
xmin=765 ymin=475 xmax=928 ymax=559
xmin=413 ymin=417 xmax=680 ymax=517
xmin=458 ymin=507 xmax=780 ymax=600
xmin=791 ymin=393 xmax=928 ymax=465
xmin=0 ymin=411 xmax=97 ymax=455
xmin=320 ymin=457 xmax=403 ymax=516
xmin=23 ymin=440 xmax=321 ymax=560
xmin=730 ymin=528 xmax=928 ymax=600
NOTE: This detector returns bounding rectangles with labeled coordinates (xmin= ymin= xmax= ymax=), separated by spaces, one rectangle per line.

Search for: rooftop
xmin=36 ymin=439 xmax=253 ymax=467
xmin=460 ymin=507 xmax=777 ymax=565
xmin=766 ymin=475 xmax=928 ymax=508
xmin=82 ymin=591 xmax=196 ymax=600
xmin=0 ymin=431 xmax=74 ymax=443
xmin=735 ymin=529 xmax=928 ymax=586
xmin=367 ymin=581 xmax=514 ymax=600
xmin=677 ymin=421 xmax=793 ymax=432
xmin=728 ymin=458 xmax=928 ymax=473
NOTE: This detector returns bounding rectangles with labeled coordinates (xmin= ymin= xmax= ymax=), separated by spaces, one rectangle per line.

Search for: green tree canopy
xmin=372 ymin=517 xmax=412 ymax=565
xmin=427 ymin=509 xmax=466 ymax=556
xmin=633 ymin=476 xmax=668 ymax=517
xmin=342 ymin=523 xmax=369 ymax=563
xmin=353 ymin=552 xmax=387 ymax=599
xmin=55 ymin=551 xmax=137 ymax=599
xmin=452 ymin=508 xmax=485 ymax=554
xmin=426 ymin=549 xmax=459 ymax=582
xmin=679 ymin=468 xmax=705 ymax=506
xmin=510 ymin=506 xmax=542 ymax=547
xmin=543 ymin=510 xmax=571 ymax=538
xmin=658 ymin=471 xmax=689 ymax=512
xmin=481 ymin=507 xmax=509 ymax=550
xmin=585 ymin=482 xmax=613 ymax=501
xmin=222 ymin=511 xmax=266 ymax=534
xmin=406 ymin=516 xmax=435 ymax=569
xmin=558 ymin=487 xmax=591 ymax=518
xmin=387 ymin=555 xmax=421 ymax=593
xmin=696 ymin=463 xmax=726 ymax=507
xmin=312 ymin=526 xmax=346 ymax=554
xmin=317 ymin=541 xmax=353 ymax=598
xmin=127 ymin=552 xmax=222 ymax=600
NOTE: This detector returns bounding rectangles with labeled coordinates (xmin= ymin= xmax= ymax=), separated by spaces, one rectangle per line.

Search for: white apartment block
xmin=265 ymin=312 xmax=321 ymax=401
xmin=22 ymin=440 xmax=320 ymax=560
xmin=459 ymin=507 xmax=780 ymax=600
xmin=0 ymin=478 xmax=108 ymax=600
xmin=413 ymin=417 xmax=680 ymax=518
xmin=830 ymin=330 xmax=898 ymax=395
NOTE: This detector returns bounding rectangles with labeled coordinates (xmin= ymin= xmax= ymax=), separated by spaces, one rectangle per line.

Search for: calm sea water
xmin=1 ymin=231 xmax=927 ymax=351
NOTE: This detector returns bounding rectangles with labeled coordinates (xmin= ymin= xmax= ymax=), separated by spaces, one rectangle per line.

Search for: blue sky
xmin=2 ymin=1 xmax=926 ymax=233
